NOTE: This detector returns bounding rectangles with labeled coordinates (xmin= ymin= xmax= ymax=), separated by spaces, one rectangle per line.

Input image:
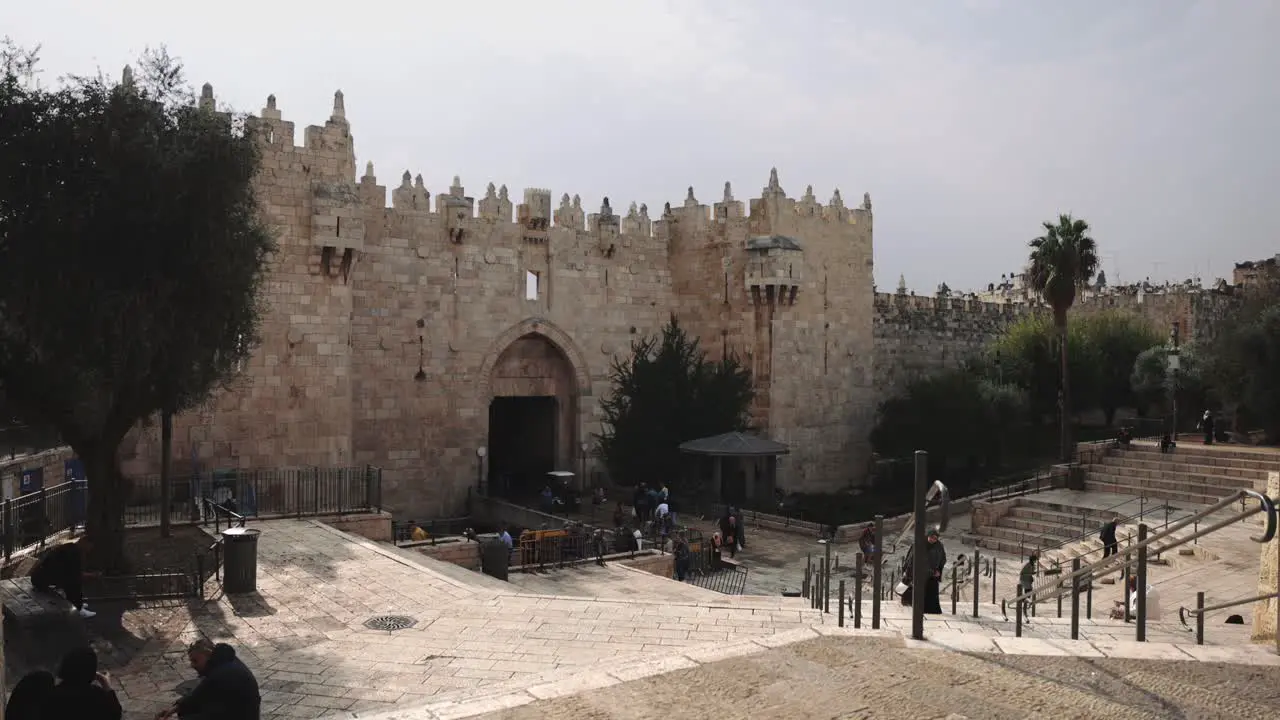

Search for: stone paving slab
xmin=106 ymin=520 xmax=822 ymax=720
xmin=360 ymin=634 xmax=1280 ymax=720
xmin=93 ymin=517 xmax=1279 ymax=719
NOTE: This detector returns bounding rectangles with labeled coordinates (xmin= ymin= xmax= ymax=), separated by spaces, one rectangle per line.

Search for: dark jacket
xmin=176 ymin=644 xmax=261 ymax=720
xmin=31 ymin=542 xmax=82 ymax=585
xmin=925 ymin=540 xmax=946 ymax=575
xmin=1100 ymin=521 xmax=1118 ymax=545
xmin=42 ymin=681 xmax=122 ymax=720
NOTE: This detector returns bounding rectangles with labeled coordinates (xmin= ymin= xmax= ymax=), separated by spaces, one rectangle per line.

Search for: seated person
xmin=30 ymin=538 xmax=98 ymax=618
xmin=1159 ymin=433 xmax=1176 ymax=453
xmin=1115 ymin=426 xmax=1133 ymax=449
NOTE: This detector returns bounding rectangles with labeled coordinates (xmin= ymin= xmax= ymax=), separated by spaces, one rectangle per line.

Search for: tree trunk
xmin=72 ymin=441 xmax=130 ymax=574
xmin=1058 ymin=322 xmax=1072 ymax=462
xmin=160 ymin=410 xmax=173 ymax=538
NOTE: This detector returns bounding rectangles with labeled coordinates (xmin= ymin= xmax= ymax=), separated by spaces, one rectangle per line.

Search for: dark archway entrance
xmin=486 ymin=333 xmax=579 ymax=501
xmin=488 ymin=396 xmax=557 ymax=499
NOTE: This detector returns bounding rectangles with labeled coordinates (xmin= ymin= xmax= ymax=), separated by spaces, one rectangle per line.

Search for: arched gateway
xmin=477 ymin=319 xmax=590 ymax=500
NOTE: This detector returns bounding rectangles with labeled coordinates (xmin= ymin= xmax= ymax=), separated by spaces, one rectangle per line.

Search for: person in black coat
xmin=43 ymin=647 xmax=122 ymax=720
xmin=1100 ymin=519 xmax=1120 ymax=558
xmin=5 ymin=670 xmax=55 ymax=720
xmin=157 ymin=640 xmax=260 ymax=720
xmin=30 ymin=538 xmax=98 ymax=618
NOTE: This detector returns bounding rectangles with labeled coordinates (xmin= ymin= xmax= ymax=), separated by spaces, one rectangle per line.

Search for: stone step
xmin=1087 ymin=463 xmax=1263 ymax=491
xmin=981 ymin=524 xmax=1080 ymax=547
xmin=1098 ymin=455 xmax=1272 ymax=481
xmin=1004 ymin=504 xmax=1119 ymax=527
xmin=1084 ymin=474 xmax=1234 ymax=505
xmin=1118 ymin=445 xmax=1280 ymax=471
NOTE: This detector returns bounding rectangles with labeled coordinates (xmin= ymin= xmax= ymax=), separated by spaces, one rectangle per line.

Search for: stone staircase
xmin=1084 ymin=441 xmax=1280 ymax=505
xmin=971 ymin=496 xmax=1127 ymax=556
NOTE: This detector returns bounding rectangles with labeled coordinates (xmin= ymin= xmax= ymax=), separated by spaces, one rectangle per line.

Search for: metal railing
xmin=392 ymin=517 xmax=473 ymax=545
xmin=1 ymin=481 xmax=83 ymax=562
xmin=686 ymin=562 xmax=749 ymax=595
xmin=1031 ymin=501 xmax=1176 ymax=570
xmin=1001 ymin=489 xmax=1277 ymax=639
xmin=1179 ymin=589 xmax=1280 ymax=645
xmin=122 ymin=465 xmax=383 ymax=526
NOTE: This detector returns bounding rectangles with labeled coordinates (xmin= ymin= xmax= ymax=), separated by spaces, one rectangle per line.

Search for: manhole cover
xmin=363 ymin=615 xmax=417 ymax=632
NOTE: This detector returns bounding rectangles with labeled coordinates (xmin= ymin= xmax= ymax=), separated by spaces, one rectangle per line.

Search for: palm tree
xmin=1027 ymin=214 xmax=1099 ymax=461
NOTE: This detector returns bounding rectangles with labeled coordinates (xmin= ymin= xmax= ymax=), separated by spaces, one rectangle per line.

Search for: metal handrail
xmin=201 ymin=498 xmax=246 ymax=531
xmin=1037 ymin=502 xmax=1174 ymax=562
xmin=1179 ymin=591 xmax=1280 ymax=627
xmin=1001 ymin=489 xmax=1276 ymax=618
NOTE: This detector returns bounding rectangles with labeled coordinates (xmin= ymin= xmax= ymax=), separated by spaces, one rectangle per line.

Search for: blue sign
xmin=65 ymin=459 xmax=87 ymax=528
xmin=19 ymin=467 xmax=43 ymax=495
xmin=64 ymin=458 xmax=86 ymax=483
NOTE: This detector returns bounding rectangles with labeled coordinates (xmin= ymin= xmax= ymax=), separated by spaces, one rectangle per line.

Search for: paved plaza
xmin=104 ymin=520 xmax=820 ymax=719
xmin=469 ymin=635 xmax=1280 ymax=720
xmin=67 ymin=513 xmax=1274 ymax=720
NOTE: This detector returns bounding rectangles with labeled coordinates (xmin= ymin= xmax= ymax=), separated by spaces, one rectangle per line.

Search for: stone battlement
xmin=873 ymin=292 xmax=1041 ymax=318
xmin=237 ymin=88 xmax=871 ymax=260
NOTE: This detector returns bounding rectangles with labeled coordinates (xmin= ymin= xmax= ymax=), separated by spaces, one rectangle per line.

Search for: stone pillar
xmin=1252 ymin=471 xmax=1279 ymax=647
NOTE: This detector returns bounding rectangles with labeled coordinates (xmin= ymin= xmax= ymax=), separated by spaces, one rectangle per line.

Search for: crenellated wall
xmin=873 ymin=293 xmax=1036 ymax=400
xmin=120 ymin=88 xmax=876 ymax=513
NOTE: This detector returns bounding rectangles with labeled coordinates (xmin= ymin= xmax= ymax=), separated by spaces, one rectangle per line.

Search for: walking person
xmin=30 ymin=538 xmax=98 ymax=618
xmin=1019 ymin=553 xmax=1039 ymax=616
xmin=921 ymin=526 xmax=946 ymax=614
xmin=1099 ymin=520 xmax=1119 ymax=558
xmin=1198 ymin=410 xmax=1215 ymax=445
xmin=719 ymin=514 xmax=739 ymax=559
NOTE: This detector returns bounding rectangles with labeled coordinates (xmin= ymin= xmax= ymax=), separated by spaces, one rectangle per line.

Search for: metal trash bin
xmin=221 ymin=527 xmax=261 ymax=594
xmin=480 ymin=539 xmax=510 ymax=582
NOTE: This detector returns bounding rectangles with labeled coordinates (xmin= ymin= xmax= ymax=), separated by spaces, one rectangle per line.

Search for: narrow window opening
xmin=525 ymin=270 xmax=540 ymax=300
xmin=335 ymin=216 xmax=341 ymax=238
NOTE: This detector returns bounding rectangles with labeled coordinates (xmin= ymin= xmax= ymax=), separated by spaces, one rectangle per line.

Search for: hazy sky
xmin=6 ymin=1 xmax=1277 ymax=292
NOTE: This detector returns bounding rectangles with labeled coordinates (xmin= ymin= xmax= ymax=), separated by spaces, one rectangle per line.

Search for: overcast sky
xmin=6 ymin=1 xmax=1277 ymax=293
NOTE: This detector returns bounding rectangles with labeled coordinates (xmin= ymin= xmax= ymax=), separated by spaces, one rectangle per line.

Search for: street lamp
xmin=1167 ymin=322 xmax=1181 ymax=439
xmin=476 ymin=446 xmax=487 ymax=495
xmin=579 ymin=441 xmax=589 ymax=492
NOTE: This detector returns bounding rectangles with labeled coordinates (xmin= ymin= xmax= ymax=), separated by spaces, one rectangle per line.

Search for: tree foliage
xmin=0 ymin=41 xmax=275 ymax=569
xmin=870 ymin=369 xmax=1029 ymax=475
xmin=596 ymin=316 xmax=754 ymax=492
xmin=1026 ymin=214 xmax=1099 ymax=459
xmin=1201 ymin=275 xmax=1280 ymax=442
xmin=984 ymin=311 xmax=1159 ymax=425
xmin=1130 ymin=343 xmax=1208 ymax=428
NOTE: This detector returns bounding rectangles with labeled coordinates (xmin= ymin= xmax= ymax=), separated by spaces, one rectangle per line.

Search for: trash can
xmin=221 ymin=527 xmax=261 ymax=594
xmin=480 ymin=539 xmax=510 ymax=582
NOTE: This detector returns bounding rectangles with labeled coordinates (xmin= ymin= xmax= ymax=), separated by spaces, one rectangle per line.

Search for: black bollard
xmin=972 ymin=550 xmax=980 ymax=618
xmin=911 ymin=451 xmax=928 ymax=641
xmin=1136 ymin=523 xmax=1148 ymax=642
xmin=854 ymin=552 xmax=864 ymax=629
xmin=1015 ymin=593 xmax=1023 ymax=637
xmin=991 ymin=558 xmax=997 ymax=605
xmin=951 ymin=565 xmax=958 ymax=614
xmin=1195 ymin=591 xmax=1205 ymax=645
xmin=1123 ymin=553 xmax=1131 ymax=623
xmin=1070 ymin=557 xmax=1081 ymax=640
xmin=1087 ymin=572 xmax=1093 ymax=619
xmin=824 ymin=540 xmax=833 ymax=614
xmin=838 ymin=580 xmax=846 ymax=627
xmin=872 ymin=515 xmax=884 ymax=630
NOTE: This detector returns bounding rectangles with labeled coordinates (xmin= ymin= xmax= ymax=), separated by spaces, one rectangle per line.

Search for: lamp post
xmin=1167 ymin=322 xmax=1181 ymax=439
xmin=476 ymin=446 xmax=487 ymax=496
xmin=579 ymin=441 xmax=589 ymax=492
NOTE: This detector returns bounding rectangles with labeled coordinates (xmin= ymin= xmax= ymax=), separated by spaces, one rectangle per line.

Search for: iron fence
xmin=119 ymin=465 xmax=383 ymax=526
xmin=392 ymin=517 xmax=473 ymax=544
xmin=686 ymin=563 xmax=749 ymax=595
xmin=1 ymin=481 xmax=82 ymax=562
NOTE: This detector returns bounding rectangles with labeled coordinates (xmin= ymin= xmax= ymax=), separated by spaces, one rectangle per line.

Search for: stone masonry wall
xmin=120 ymin=89 xmax=877 ymax=516
xmin=873 ymin=294 xmax=1033 ymax=401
